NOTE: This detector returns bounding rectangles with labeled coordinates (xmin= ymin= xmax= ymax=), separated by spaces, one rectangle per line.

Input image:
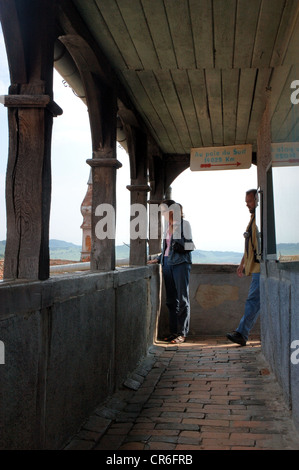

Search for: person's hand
xmin=148 ymin=258 xmax=158 ymax=265
xmin=237 ymin=263 xmax=244 ymax=277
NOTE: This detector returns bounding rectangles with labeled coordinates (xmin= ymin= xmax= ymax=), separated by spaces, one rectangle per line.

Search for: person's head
xmin=160 ymin=199 xmax=183 ymax=223
xmin=245 ymin=189 xmax=258 ymax=214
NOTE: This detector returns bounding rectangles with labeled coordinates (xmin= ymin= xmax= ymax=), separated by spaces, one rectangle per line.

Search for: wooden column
xmin=257 ymin=96 xmax=273 ymax=258
xmin=59 ymin=35 xmax=121 ymax=271
xmin=148 ymin=154 xmax=165 ymax=256
xmin=84 ymin=83 xmax=121 ymax=271
xmin=127 ymin=184 xmax=151 ymax=265
xmin=125 ymin=125 xmax=150 ymax=266
xmin=87 ymin=157 xmax=121 ymax=270
xmin=85 ymin=78 xmax=121 ymax=271
xmin=0 ymin=0 xmax=60 ymax=280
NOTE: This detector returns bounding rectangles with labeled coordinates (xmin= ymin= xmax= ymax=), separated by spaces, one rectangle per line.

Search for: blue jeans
xmin=162 ymin=257 xmax=191 ymax=337
xmin=237 ymin=272 xmax=260 ymax=340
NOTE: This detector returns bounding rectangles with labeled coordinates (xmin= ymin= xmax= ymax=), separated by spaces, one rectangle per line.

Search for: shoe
xmin=226 ymin=331 xmax=246 ymax=346
xmin=171 ymin=335 xmax=186 ymax=344
xmin=163 ymin=334 xmax=177 ymax=342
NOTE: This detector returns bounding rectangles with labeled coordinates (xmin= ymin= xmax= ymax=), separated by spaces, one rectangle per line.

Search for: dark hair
xmin=160 ymin=199 xmax=176 ymax=207
xmin=160 ymin=199 xmax=184 ymax=218
xmin=246 ymin=189 xmax=257 ymax=196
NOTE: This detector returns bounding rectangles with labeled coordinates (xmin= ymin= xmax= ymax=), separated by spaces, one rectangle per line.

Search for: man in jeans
xmin=226 ymin=189 xmax=260 ymax=346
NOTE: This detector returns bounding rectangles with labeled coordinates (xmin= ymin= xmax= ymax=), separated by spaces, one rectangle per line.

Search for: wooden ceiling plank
xmin=274 ymin=104 xmax=299 ymax=142
xmin=115 ymin=0 xmax=160 ymax=70
xmin=234 ymin=0 xmax=261 ymax=68
xmin=72 ymin=0 xmax=132 ymax=70
xmin=140 ymin=0 xmax=177 ymax=69
xmin=205 ymin=68 xmax=223 ymax=146
xmin=120 ymin=70 xmax=164 ymax=148
xmin=188 ymin=69 xmax=213 ymax=147
xmin=268 ymin=65 xmax=291 ymax=119
xmin=137 ymin=71 xmax=179 ymax=152
xmin=164 ymin=0 xmax=196 ymax=69
xmin=281 ymin=10 xmax=299 ymax=66
xmin=189 ymin=0 xmax=214 ymax=68
xmin=251 ymin=0 xmax=286 ymax=68
xmin=284 ymin=113 xmax=299 ymax=142
xmin=155 ymin=70 xmax=192 ymax=152
xmin=222 ymin=68 xmax=239 ymax=146
xmin=271 ymin=0 xmax=299 ymax=67
xmin=93 ymin=0 xmax=144 ymax=70
xmin=246 ymin=68 xmax=272 ymax=144
xmin=171 ymin=70 xmax=203 ymax=148
xmin=70 ymin=0 xmax=299 ymax=157
xmin=213 ymin=0 xmax=236 ymax=69
xmin=270 ymin=65 xmax=299 ymax=140
xmin=236 ymin=68 xmax=257 ymax=144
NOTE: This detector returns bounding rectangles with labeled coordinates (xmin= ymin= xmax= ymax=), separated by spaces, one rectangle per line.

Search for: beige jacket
xmin=244 ymin=213 xmax=260 ymax=276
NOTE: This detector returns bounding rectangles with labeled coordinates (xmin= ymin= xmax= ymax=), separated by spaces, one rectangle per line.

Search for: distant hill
xmin=0 ymin=239 xmax=130 ymax=262
xmin=49 ymin=239 xmax=82 ymax=261
xmin=1 ymin=239 xmax=298 ymax=264
xmin=0 ymin=239 xmax=82 ymax=261
xmin=276 ymin=243 xmax=299 ymax=256
xmin=0 ymin=239 xmax=241 ymax=263
xmin=192 ymin=250 xmax=242 ymax=264
xmin=49 ymin=239 xmax=79 ymax=249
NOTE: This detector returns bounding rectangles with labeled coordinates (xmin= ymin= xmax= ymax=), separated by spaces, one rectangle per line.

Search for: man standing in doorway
xmin=226 ymin=189 xmax=260 ymax=346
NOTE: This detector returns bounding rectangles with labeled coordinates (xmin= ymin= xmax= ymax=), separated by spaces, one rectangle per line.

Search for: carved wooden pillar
xmin=0 ymin=0 xmax=61 ymax=280
xmin=127 ymin=184 xmax=151 ymax=265
xmin=84 ymin=78 xmax=121 ymax=271
xmin=124 ymin=125 xmax=150 ymax=266
xmin=87 ymin=156 xmax=121 ymax=270
xmin=59 ymin=35 xmax=121 ymax=270
xmin=148 ymin=153 xmax=165 ymax=256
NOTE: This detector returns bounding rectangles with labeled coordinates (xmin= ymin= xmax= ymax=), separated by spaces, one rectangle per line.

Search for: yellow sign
xmin=271 ymin=142 xmax=299 ymax=167
xmin=190 ymin=145 xmax=252 ymax=171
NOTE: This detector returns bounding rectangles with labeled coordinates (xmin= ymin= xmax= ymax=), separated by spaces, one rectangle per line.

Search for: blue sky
xmin=0 ymin=25 xmax=259 ymax=253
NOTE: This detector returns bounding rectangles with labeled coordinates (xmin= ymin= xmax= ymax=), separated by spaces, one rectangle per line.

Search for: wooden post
xmin=0 ymin=0 xmax=60 ymax=280
xmin=127 ymin=185 xmax=151 ymax=265
xmin=125 ymin=127 xmax=150 ymax=266
xmin=87 ymin=156 xmax=122 ymax=270
xmin=84 ymin=79 xmax=121 ymax=271
xmin=148 ymin=153 xmax=165 ymax=256
xmin=59 ymin=34 xmax=121 ymax=271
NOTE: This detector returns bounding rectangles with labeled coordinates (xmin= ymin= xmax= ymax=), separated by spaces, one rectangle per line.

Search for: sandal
xmin=171 ymin=335 xmax=186 ymax=344
xmin=163 ymin=334 xmax=177 ymax=342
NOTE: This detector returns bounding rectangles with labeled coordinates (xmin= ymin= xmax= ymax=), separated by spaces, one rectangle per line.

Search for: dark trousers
xmin=162 ymin=257 xmax=191 ymax=337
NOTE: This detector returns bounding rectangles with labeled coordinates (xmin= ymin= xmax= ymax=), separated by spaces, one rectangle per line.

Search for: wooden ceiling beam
xmin=58 ymin=1 xmax=149 ymax=131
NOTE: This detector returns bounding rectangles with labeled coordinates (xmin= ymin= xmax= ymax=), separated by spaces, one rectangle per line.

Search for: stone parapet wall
xmin=260 ymin=262 xmax=299 ymax=433
xmin=0 ymin=265 xmax=161 ymax=450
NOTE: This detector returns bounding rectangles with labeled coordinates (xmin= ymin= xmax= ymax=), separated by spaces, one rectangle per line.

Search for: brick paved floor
xmin=64 ymin=336 xmax=299 ymax=451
